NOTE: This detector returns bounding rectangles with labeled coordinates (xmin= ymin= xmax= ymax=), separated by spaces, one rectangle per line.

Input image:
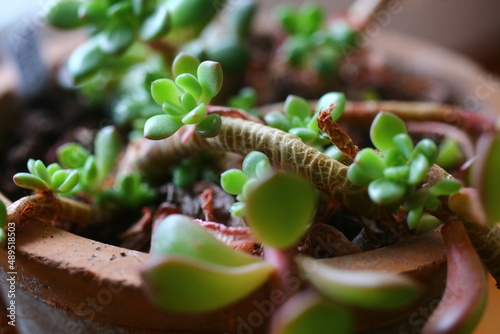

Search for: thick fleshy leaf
xmin=33 ymin=160 xmax=51 ymax=184
xmin=151 ymin=78 xmax=179 ymax=105
xmin=297 ymin=256 xmax=420 ymax=309
xmin=140 ymin=5 xmax=171 ymax=41
xmin=78 ymin=1 xmax=107 ymax=24
xmin=57 ymin=170 xmax=80 ymax=193
xmin=181 ymin=103 xmax=206 ymax=124
xmin=94 ymin=126 xmax=120 ymax=181
xmin=393 ymin=133 xmax=414 ymax=159
xmin=99 ymin=20 xmax=135 ymax=55
xmin=315 ymin=92 xmax=346 ymax=122
xmin=197 ymin=61 xmax=223 ymax=102
xmin=57 ymin=143 xmax=90 ymax=168
xmin=144 ymin=114 xmax=183 ymax=140
xmin=151 ymin=214 xmax=259 ymax=266
xmin=13 ymin=173 xmax=49 ymax=191
xmin=180 ymin=93 xmax=198 ymax=112
xmin=289 ymin=128 xmax=317 ymax=142
xmin=413 ymin=139 xmax=438 ymax=165
xmin=242 ymin=151 xmax=270 ymax=178
xmin=264 ymin=111 xmax=290 ymax=131
xmin=408 ymin=154 xmax=430 ymax=185
xmin=194 ymin=113 xmax=221 ymax=138
xmin=229 ymin=0 xmax=256 ymax=39
xmin=347 ymin=148 xmax=385 ymax=186
xmin=370 ymin=112 xmax=407 ymax=152
xmin=67 ymin=39 xmax=106 ymax=81
xmin=45 ymin=0 xmax=83 ymax=29
xmin=423 ymin=220 xmax=487 ymax=334
xmin=221 ymin=169 xmax=248 ymax=195
xmin=51 ymin=170 xmax=70 ymax=189
xmin=206 ymin=41 xmax=250 ymax=73
xmin=172 ymin=52 xmax=200 ymax=78
xmin=245 ymin=172 xmax=315 ymax=248
xmin=430 ymin=179 xmax=462 ymax=196
xmin=141 ymin=256 xmax=274 ymax=313
xmin=270 ymin=292 xmax=351 ymax=334
xmin=368 ymin=178 xmax=406 ymax=205
xmin=436 ymin=138 xmax=463 ymax=170
xmin=175 ymin=74 xmax=202 ymax=100
xmin=472 ymin=133 xmax=500 ymax=225
xmin=284 ymin=95 xmax=311 ymax=120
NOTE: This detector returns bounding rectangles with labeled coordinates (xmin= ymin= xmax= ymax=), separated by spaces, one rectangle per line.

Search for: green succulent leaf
xmin=140 ymin=4 xmax=171 ymax=41
xmin=245 ymin=172 xmax=316 ymax=249
xmin=393 ymin=133 xmax=414 ymax=160
xmin=151 ymin=78 xmax=179 ymax=105
xmin=144 ymin=114 xmax=184 ymax=140
xmin=289 ymin=127 xmax=317 ymax=142
xmin=370 ymin=112 xmax=407 ymax=152
xmin=51 ymin=170 xmax=70 ymax=189
xmin=408 ymin=154 xmax=430 ymax=185
xmin=194 ymin=113 xmax=221 ymax=138
xmin=271 ymin=292 xmax=352 ymax=334
xmin=175 ymin=74 xmax=202 ymax=100
xmin=347 ymin=148 xmax=385 ymax=187
xmin=151 ymin=214 xmax=260 ymax=266
xmin=221 ymin=169 xmax=249 ymax=195
xmin=181 ymin=103 xmax=206 ymax=125
xmin=368 ymin=178 xmax=406 ymax=205
xmin=197 ymin=61 xmax=223 ymax=102
xmin=57 ymin=143 xmax=90 ymax=169
xmin=46 ymin=0 xmax=83 ymax=29
xmin=430 ymin=179 xmax=462 ymax=196
xmin=33 ymin=160 xmax=51 ymax=184
xmin=284 ymin=95 xmax=311 ymax=120
xmin=242 ymin=151 xmax=271 ymax=178
xmin=142 ymin=256 xmax=274 ymax=313
xmin=172 ymin=52 xmax=200 ymax=78
xmin=99 ymin=20 xmax=135 ymax=55
xmin=94 ymin=126 xmax=120 ymax=181
xmin=180 ymin=92 xmax=198 ymax=112
xmin=81 ymin=156 xmax=98 ymax=187
xmin=436 ymin=138 xmax=463 ymax=170
xmin=315 ymin=92 xmax=346 ymax=122
xmin=78 ymin=1 xmax=107 ymax=24
xmin=57 ymin=170 xmax=80 ymax=193
xmin=383 ymin=166 xmax=410 ymax=182
xmin=414 ymin=214 xmax=442 ymax=234
xmin=13 ymin=173 xmax=49 ymax=192
xmin=67 ymin=39 xmax=107 ymax=82
xmin=264 ymin=111 xmax=291 ymax=131
xmin=407 ymin=207 xmax=424 ymax=230
xmin=230 ymin=202 xmax=246 ymax=217
xmin=230 ymin=0 xmax=257 ymax=39
xmin=412 ymin=139 xmax=438 ymax=165
xmin=297 ymin=256 xmax=420 ymax=309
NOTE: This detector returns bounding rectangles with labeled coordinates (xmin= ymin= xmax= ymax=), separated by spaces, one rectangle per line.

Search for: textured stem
xmin=120 ymin=117 xmax=379 ymax=217
xmin=7 ymin=193 xmax=101 ymax=231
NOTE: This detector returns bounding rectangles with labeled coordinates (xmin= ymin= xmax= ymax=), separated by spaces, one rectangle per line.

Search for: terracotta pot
xmin=0 ymin=31 xmax=498 ymax=333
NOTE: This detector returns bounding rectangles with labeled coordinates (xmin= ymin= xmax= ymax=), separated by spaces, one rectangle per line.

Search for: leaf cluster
xmin=347 ymin=112 xmax=462 ymax=229
xmin=144 ymin=53 xmax=223 ymax=140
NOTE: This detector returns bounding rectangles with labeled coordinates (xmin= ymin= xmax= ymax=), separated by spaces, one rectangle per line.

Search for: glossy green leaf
xmin=393 ymin=133 xmax=414 ymax=159
xmin=99 ymin=20 xmax=135 ymax=55
xmin=430 ymin=179 xmax=462 ymax=196
xmin=297 ymin=256 xmax=420 ymax=309
xmin=230 ymin=202 xmax=246 ymax=217
xmin=297 ymin=3 xmax=323 ymax=35
xmin=264 ymin=111 xmax=290 ymax=131
xmin=276 ymin=5 xmax=298 ymax=34
xmin=78 ymin=1 xmax=107 ymax=24
xmin=151 ymin=78 xmax=179 ymax=105
xmin=370 ymin=112 xmax=407 ymax=152
xmin=13 ymin=173 xmax=49 ymax=192
xmin=47 ymin=162 xmax=62 ymax=176
xmin=172 ymin=52 xmax=200 ymax=78
xmin=45 ymin=0 xmax=83 ymax=29
xmin=242 ymin=151 xmax=270 ymax=178
xmin=58 ymin=170 xmax=80 ymax=193
xmin=144 ymin=114 xmax=184 ymax=140
xmin=414 ymin=214 xmax=441 ymax=234
xmin=245 ymin=172 xmax=315 ymax=248
xmin=284 ymin=95 xmax=311 ymax=120
xmin=182 ymin=103 xmax=206 ymax=124
xmin=162 ymin=101 xmax=185 ymax=116
xmin=383 ymin=166 xmax=410 ymax=181
xmin=197 ymin=61 xmax=223 ymax=102
xmin=51 ymin=170 xmax=70 ymax=189
xmin=271 ymin=292 xmax=351 ymax=334
xmin=407 ymin=207 xmax=423 ymax=230
xmin=413 ymin=139 xmax=438 ymax=165
xmin=436 ymin=138 xmax=463 ymax=170
xmin=194 ymin=113 xmax=221 ymax=138
xmin=67 ymin=39 xmax=106 ymax=81
xmin=368 ymin=178 xmax=406 ymax=205
xmin=206 ymin=41 xmax=250 ymax=74
xmin=408 ymin=154 xmax=429 ymax=185
xmin=27 ymin=159 xmax=36 ymax=175
xmin=166 ymin=0 xmax=221 ymax=32
xmin=289 ymin=127 xmax=317 ymax=142
xmin=142 ymin=256 xmax=274 ymax=313
xmin=347 ymin=148 xmax=385 ymax=186
xmin=107 ymin=2 xmax=133 ymax=18
xmin=221 ymin=169 xmax=248 ymax=195
xmin=175 ymin=74 xmax=202 ymax=100
xmin=151 ymin=214 xmax=259 ymax=266
xmin=33 ymin=160 xmax=51 ymax=184
xmin=383 ymin=148 xmax=405 ymax=167
xmin=94 ymin=126 xmax=120 ymax=181
xmin=424 ymin=194 xmax=442 ymax=212
xmin=315 ymin=92 xmax=346 ymax=122
xmin=57 ymin=143 xmax=90 ymax=169
xmin=140 ymin=4 xmax=171 ymax=41
xmin=81 ymin=156 xmax=98 ymax=187
xmin=473 ymin=133 xmax=500 ymax=225
xmin=180 ymin=93 xmax=198 ymax=112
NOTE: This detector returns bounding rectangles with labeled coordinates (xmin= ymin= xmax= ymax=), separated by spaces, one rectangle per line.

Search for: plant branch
xmin=7 ymin=192 xmax=102 ymax=231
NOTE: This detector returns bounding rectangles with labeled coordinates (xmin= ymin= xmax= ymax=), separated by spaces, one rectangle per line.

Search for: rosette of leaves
xmin=347 ymin=112 xmax=462 ymax=229
xmin=144 ymin=53 xmax=223 ymax=139
xmin=46 ymin=0 xmax=226 ymax=82
xmin=57 ymin=126 xmax=155 ymax=207
xmin=276 ymin=3 xmax=359 ymax=76
xmin=264 ymin=92 xmax=346 ymax=152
